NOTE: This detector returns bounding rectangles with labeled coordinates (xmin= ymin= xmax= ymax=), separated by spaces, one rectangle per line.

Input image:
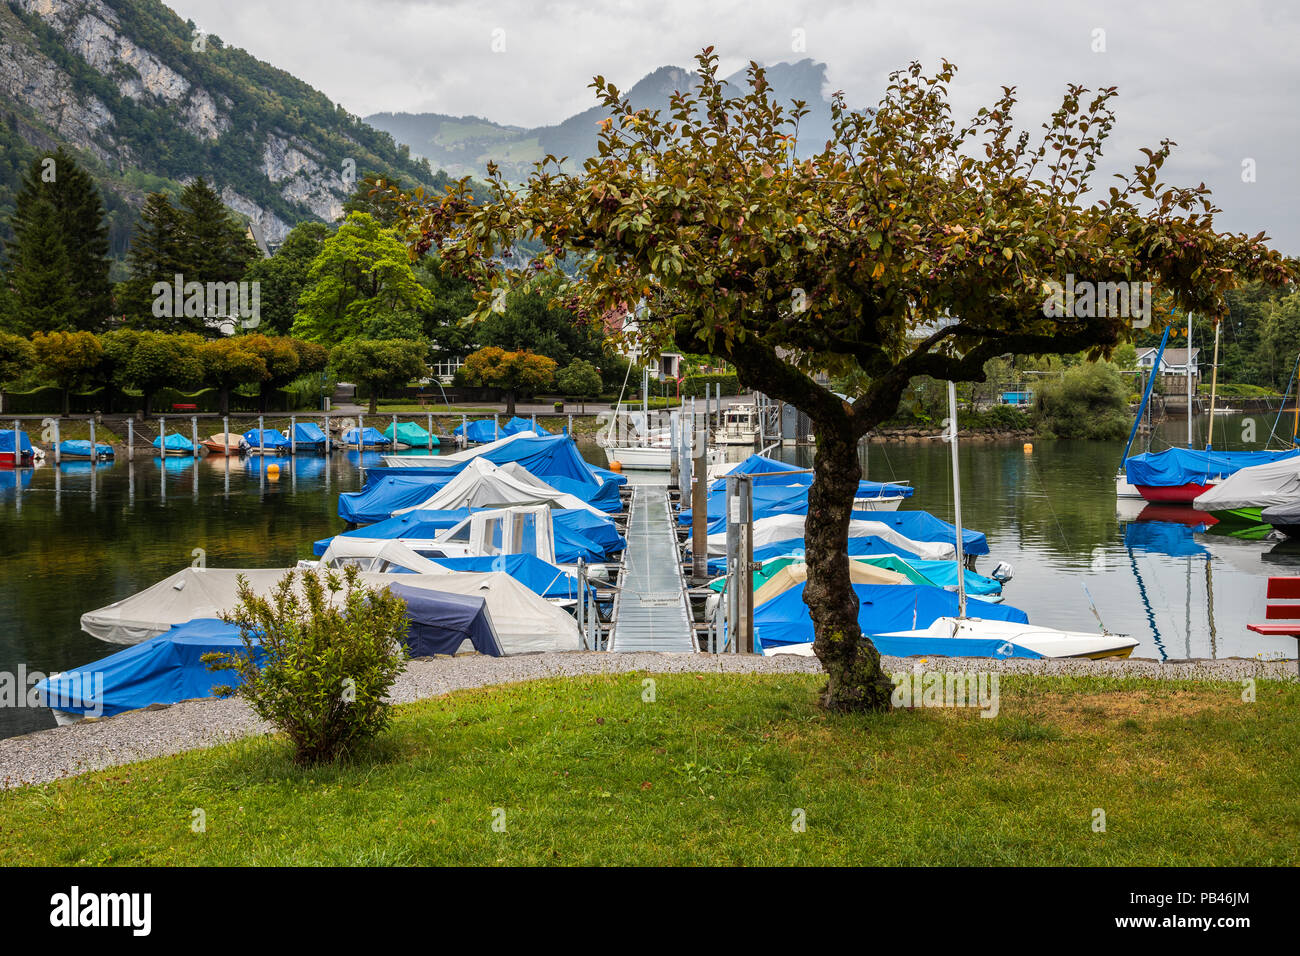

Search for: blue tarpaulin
xmin=427 ymin=553 xmax=584 ymax=600
xmin=708 ymin=454 xmax=913 ymax=500
xmin=35 ymin=618 xmax=259 ymax=718
xmin=152 ymin=432 xmax=194 ymax=453
xmin=343 ymin=427 xmax=392 ymax=447
xmin=290 ymin=422 xmax=329 ymax=451
xmin=317 ymin=507 xmax=625 ymax=563
xmin=752 ymin=582 xmax=1029 ymax=651
xmin=696 ymin=509 xmax=988 ymax=555
xmin=243 ymin=428 xmax=290 ymax=453
xmin=57 ymin=439 xmax=113 ymax=459
xmin=1125 ymin=447 xmax=1300 ymax=488
xmin=709 ymin=534 xmax=928 ymax=575
xmin=682 ymin=484 xmax=919 ymax=526
xmin=0 ymin=429 xmax=32 ymax=456
xmin=340 ymin=435 xmax=625 ymax=521
xmin=390 ymin=583 xmax=504 ymax=657
xmin=453 ymin=416 xmax=550 ymax=443
xmin=866 ymin=556 xmax=1003 ymax=596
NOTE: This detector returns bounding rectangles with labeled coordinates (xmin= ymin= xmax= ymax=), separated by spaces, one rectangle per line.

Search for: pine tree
xmin=10 ymin=196 xmax=76 ymax=334
xmin=177 ymin=178 xmax=259 ymax=285
xmin=120 ymin=192 xmax=188 ymax=330
xmin=6 ymin=147 xmax=112 ymax=331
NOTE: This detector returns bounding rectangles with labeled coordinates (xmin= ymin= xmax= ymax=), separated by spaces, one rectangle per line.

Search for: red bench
xmin=171 ymin=403 xmax=198 ymax=412
xmin=1247 ymin=577 xmax=1300 ymax=673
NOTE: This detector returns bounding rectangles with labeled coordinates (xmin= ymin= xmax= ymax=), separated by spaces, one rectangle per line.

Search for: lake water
xmin=0 ymin=412 xmax=1293 ymax=739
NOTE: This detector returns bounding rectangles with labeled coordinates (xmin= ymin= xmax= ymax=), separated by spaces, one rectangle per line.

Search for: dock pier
xmin=608 ymin=484 xmax=698 ymax=652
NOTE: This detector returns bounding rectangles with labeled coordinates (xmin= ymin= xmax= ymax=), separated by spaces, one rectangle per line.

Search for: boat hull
xmin=1135 ymin=482 xmax=1214 ymax=504
xmin=603 ymin=445 xmax=671 ymax=470
xmin=877 ymin=617 xmax=1140 ymax=659
xmin=1207 ymin=506 xmax=1263 ymax=524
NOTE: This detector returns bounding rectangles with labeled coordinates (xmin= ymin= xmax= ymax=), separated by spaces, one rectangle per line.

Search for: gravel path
xmin=0 ymin=652 xmax=1293 ymax=791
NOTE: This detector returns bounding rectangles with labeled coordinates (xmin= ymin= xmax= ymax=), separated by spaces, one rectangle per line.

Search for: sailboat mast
xmin=1292 ymin=352 xmax=1300 ymax=446
xmin=1207 ymin=319 xmax=1221 ymax=449
xmin=947 ymin=381 xmax=967 ymax=618
xmin=1187 ymin=310 xmax=1194 ymax=447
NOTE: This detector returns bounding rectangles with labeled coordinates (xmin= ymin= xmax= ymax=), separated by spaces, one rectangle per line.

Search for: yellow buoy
xmin=267 ymin=463 xmax=281 ymax=480
xmin=1023 ymin=443 xmax=1033 ymax=454
xmin=608 ymin=460 xmax=623 ymax=473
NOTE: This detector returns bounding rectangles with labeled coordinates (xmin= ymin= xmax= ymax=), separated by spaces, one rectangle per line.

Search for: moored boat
xmin=152 ymin=432 xmax=196 ymax=457
xmin=201 ymin=432 xmax=247 ymax=456
xmin=0 ymin=428 xmax=35 ymax=467
xmin=287 ymin=421 xmax=330 ymax=453
xmin=340 ymin=426 xmax=392 ymax=451
xmin=383 ymin=420 xmax=439 ymax=449
xmin=243 ymin=427 xmax=291 ymax=456
xmin=57 ymin=439 xmax=114 ymax=461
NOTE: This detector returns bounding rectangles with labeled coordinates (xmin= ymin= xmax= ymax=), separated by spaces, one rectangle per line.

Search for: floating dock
xmin=608 ymin=484 xmax=698 ymax=652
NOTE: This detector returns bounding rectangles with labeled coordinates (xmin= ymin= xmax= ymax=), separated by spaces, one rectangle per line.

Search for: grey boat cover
xmin=1193 ymin=455 xmax=1300 ymax=512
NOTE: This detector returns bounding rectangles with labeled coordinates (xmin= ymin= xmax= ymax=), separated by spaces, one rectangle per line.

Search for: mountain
xmin=367 ymin=59 xmax=836 ymax=184
xmin=0 ymin=0 xmax=447 ymax=261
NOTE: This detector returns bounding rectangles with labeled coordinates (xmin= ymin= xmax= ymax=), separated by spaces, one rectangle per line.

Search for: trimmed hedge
xmin=681 ymin=373 xmax=740 ymax=398
xmin=0 ymin=385 xmax=296 ymax=415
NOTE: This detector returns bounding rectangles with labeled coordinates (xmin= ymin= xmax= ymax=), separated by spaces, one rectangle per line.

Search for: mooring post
xmin=127 ymin=417 xmax=134 ymax=460
xmin=691 ymin=418 xmax=708 ymax=583
xmin=669 ymin=410 xmax=679 ymax=492
xmin=290 ymin=415 xmax=297 ymax=455
xmin=53 ymin=418 xmax=61 ymax=464
xmin=493 ymin=413 xmax=499 ymax=441
xmin=190 ymin=416 xmax=198 ymax=458
xmin=88 ymin=418 xmax=96 ymax=460
xmin=737 ymin=475 xmax=754 ymax=654
xmin=576 ymin=558 xmax=587 ymax=650
xmin=158 ymin=416 xmax=166 ymax=458
xmin=223 ymin=416 xmax=230 ymax=456
xmin=324 ymin=414 xmax=331 ymax=454
xmin=426 ymin=412 xmax=433 ymax=451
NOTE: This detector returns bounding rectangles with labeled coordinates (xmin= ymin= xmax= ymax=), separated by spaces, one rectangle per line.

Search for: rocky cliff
xmin=0 ymin=0 xmax=445 ymax=253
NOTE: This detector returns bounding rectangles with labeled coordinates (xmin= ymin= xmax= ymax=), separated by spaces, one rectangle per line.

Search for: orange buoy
xmin=608 ymin=460 xmax=623 ymax=473
xmin=1023 ymin=443 xmax=1033 ymax=454
xmin=267 ymin=463 xmax=281 ymax=480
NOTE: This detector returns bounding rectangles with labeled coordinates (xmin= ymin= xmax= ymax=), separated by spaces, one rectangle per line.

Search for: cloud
xmin=168 ymin=0 xmax=1300 ymax=251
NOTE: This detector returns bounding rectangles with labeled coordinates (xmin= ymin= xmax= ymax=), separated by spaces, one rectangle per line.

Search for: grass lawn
xmin=1 ymin=673 xmax=1296 ymax=866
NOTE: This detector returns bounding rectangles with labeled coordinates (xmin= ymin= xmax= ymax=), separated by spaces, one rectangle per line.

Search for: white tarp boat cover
xmin=705 ymin=514 xmax=956 ymax=559
xmin=316 ymin=539 xmax=447 ymax=574
xmin=1193 ymin=455 xmax=1300 ymax=512
xmin=752 ymin=561 xmax=907 ymax=607
xmin=81 ymin=567 xmax=581 ymax=653
xmin=383 ymin=430 xmax=539 ymax=468
xmin=393 ymin=457 xmax=601 ymax=515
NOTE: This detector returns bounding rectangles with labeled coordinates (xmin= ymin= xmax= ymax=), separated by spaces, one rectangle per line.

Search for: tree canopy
xmin=376 ymin=49 xmax=1297 ymax=712
xmin=329 ymin=338 xmax=427 ymax=414
xmin=459 ymin=346 xmax=557 ymax=416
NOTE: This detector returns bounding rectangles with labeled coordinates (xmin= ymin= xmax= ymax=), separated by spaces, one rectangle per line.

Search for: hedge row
xmin=0 ymin=385 xmax=297 ymax=415
xmin=681 ymin=373 xmax=740 ymax=398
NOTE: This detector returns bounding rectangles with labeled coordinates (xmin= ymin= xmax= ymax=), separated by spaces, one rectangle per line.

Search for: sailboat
xmin=1121 ymin=317 xmax=1300 ymax=502
xmin=880 ymin=381 xmax=1140 ymax=659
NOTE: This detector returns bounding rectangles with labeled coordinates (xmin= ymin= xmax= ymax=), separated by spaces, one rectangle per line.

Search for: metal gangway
xmin=608 ymin=484 xmax=697 ymax=652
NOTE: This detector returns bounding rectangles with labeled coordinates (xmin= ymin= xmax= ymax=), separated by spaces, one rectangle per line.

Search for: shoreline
xmin=1 ymin=652 xmax=1292 ymax=791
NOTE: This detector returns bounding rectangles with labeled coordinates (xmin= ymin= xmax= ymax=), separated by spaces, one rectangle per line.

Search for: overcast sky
xmin=167 ymin=0 xmax=1300 ymax=253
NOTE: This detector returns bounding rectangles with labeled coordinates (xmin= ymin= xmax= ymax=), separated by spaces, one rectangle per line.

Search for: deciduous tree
xmin=329 ymin=338 xmax=428 ymax=414
xmin=380 ymin=51 xmax=1295 ymax=711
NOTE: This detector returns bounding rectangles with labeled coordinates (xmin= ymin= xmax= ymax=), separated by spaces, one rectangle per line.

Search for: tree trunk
xmin=219 ymin=386 xmax=230 ymax=418
xmin=62 ymin=388 xmax=71 ymax=417
xmin=504 ymin=389 xmax=516 ymax=417
xmin=805 ymin=417 xmax=893 ymax=712
xmin=368 ymin=384 xmax=378 ymax=416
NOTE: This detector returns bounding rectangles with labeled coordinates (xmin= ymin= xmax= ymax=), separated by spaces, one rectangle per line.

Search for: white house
xmin=1137 ymin=346 xmax=1200 ymax=391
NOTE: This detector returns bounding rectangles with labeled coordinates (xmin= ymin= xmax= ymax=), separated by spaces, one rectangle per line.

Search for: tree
xmin=31 ymin=331 xmax=103 ymax=415
xmin=238 ymin=334 xmax=300 ymax=413
xmin=556 ymin=358 xmax=602 ymax=412
xmin=241 ymin=221 xmax=331 ymax=335
xmin=0 ymin=332 xmax=34 ymax=412
xmin=177 ymin=178 xmax=260 ymax=288
xmin=203 ymin=337 xmax=268 ymax=416
xmin=458 ymin=346 xmax=556 ymax=416
xmin=102 ymin=330 xmax=204 ymax=416
xmin=119 ymin=192 xmax=187 ymax=328
xmin=6 ymin=147 xmax=112 ymax=332
xmin=292 ymin=212 xmax=432 ymax=346
xmin=1034 ymin=362 xmax=1131 ymax=439
xmin=7 ymin=196 xmax=75 ymax=335
xmin=329 ymin=338 xmax=428 ymax=414
xmin=474 ymin=281 xmax=608 ymax=367
xmin=381 ymin=50 xmax=1295 ymax=712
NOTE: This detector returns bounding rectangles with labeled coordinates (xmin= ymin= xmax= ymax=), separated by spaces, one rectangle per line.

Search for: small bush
xmin=1033 ymin=363 xmax=1131 ymax=439
xmin=206 ymin=567 xmax=411 ymax=765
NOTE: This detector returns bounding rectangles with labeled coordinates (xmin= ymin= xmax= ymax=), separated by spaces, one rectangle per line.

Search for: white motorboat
xmin=713 ymin=402 xmax=760 ymax=445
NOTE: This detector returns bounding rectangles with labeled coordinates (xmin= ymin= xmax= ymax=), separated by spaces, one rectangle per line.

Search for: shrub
xmin=1033 ymin=363 xmax=1131 ymax=439
xmin=206 ymin=567 xmax=411 ymax=765
xmin=681 ymin=372 xmax=739 ymax=398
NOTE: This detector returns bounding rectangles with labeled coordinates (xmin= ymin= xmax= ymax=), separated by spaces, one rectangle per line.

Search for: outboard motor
xmin=991 ymin=561 xmax=1014 ymax=583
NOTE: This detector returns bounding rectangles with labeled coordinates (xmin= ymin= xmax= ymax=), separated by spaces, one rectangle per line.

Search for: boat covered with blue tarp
xmin=1125 ymin=447 xmax=1300 ymax=494
xmin=681 ymin=482 xmax=916 ymax=526
xmin=709 ymin=454 xmax=913 ymax=499
xmin=288 ymin=421 xmax=329 ymax=453
xmin=389 ymin=583 xmax=503 ymax=657
xmin=57 ymin=439 xmax=114 ymax=460
xmin=341 ymin=434 xmax=624 ymax=521
xmin=752 ymin=582 xmax=1028 ymax=652
xmin=454 ymin=416 xmax=551 ymax=443
xmin=243 ymin=428 xmax=291 ymax=454
xmin=342 ymin=426 xmax=392 ymax=449
xmin=316 ymin=507 xmax=625 ymax=563
xmin=427 ymin=553 xmax=586 ymax=600
xmin=152 ymin=432 xmax=195 ymax=455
